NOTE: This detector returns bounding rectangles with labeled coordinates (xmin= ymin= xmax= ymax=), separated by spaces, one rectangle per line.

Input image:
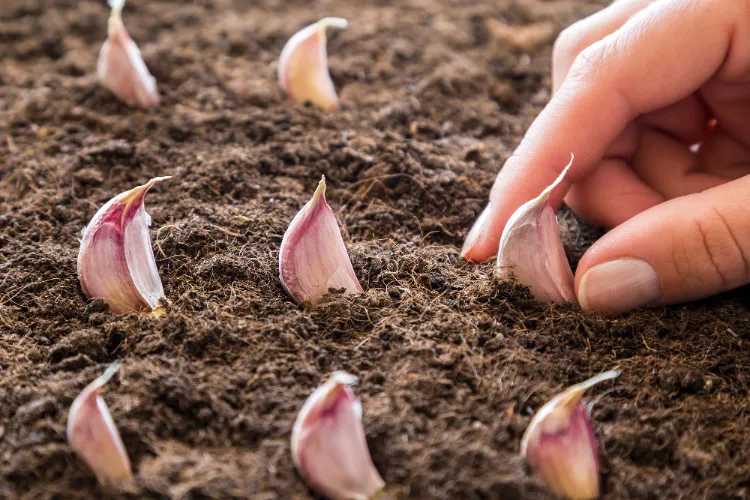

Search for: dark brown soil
xmin=2 ymin=0 xmax=749 ymax=499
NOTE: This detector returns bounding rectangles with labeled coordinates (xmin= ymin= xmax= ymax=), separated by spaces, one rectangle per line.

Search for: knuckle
xmin=553 ymin=19 xmax=606 ymax=81
xmin=684 ymin=208 xmax=750 ymax=290
xmin=553 ymin=23 xmax=586 ymax=66
xmin=568 ymin=40 xmax=612 ymax=82
xmin=710 ymin=206 xmax=750 ymax=283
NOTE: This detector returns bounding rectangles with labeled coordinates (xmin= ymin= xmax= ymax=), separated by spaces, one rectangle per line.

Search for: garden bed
xmin=1 ymin=0 xmax=749 ymax=498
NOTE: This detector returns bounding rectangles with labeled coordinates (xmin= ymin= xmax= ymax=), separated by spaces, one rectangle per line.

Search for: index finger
xmin=462 ymin=0 xmax=749 ymax=262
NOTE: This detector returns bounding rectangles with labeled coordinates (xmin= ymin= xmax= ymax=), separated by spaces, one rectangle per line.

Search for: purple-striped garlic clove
xmin=67 ymin=362 xmax=134 ymax=489
xmin=521 ymin=370 xmax=622 ymax=500
xmin=291 ymin=372 xmax=385 ymax=500
xmin=496 ymin=154 xmax=576 ymax=303
xmin=279 ymin=176 xmax=363 ymax=305
xmin=97 ymin=0 xmax=160 ymax=109
xmin=278 ymin=17 xmax=348 ymax=111
xmin=77 ymin=177 xmax=169 ymax=314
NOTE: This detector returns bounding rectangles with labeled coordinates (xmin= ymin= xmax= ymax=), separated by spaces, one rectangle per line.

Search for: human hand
xmin=461 ymin=0 xmax=750 ymax=314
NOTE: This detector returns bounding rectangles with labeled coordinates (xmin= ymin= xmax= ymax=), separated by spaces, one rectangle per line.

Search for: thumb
xmin=575 ymin=175 xmax=750 ymax=314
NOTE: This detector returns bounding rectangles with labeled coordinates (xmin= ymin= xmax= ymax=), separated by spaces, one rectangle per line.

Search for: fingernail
xmin=578 ymin=258 xmax=663 ymax=314
xmin=461 ymin=203 xmax=491 ymax=259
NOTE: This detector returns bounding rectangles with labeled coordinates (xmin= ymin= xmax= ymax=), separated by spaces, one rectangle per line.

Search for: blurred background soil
xmin=1 ymin=0 xmax=749 ymax=498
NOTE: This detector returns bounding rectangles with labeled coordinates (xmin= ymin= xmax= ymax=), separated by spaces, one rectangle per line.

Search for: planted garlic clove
xmin=496 ymin=154 xmax=576 ymax=303
xmin=97 ymin=0 xmax=160 ymax=108
xmin=78 ymin=177 xmax=169 ymax=314
xmin=279 ymin=176 xmax=363 ymax=305
xmin=291 ymin=372 xmax=385 ymax=500
xmin=521 ymin=370 xmax=622 ymax=500
xmin=67 ymin=362 xmax=134 ymax=488
xmin=278 ymin=17 xmax=348 ymax=111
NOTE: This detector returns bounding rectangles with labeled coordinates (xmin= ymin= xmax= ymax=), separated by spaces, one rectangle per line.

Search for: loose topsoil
xmin=1 ymin=0 xmax=750 ymax=499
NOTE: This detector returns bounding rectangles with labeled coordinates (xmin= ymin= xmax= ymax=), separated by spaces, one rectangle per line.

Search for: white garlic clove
xmin=278 ymin=17 xmax=348 ymax=111
xmin=279 ymin=176 xmax=363 ymax=305
xmin=521 ymin=370 xmax=622 ymax=500
xmin=97 ymin=0 xmax=160 ymax=109
xmin=496 ymin=154 xmax=576 ymax=303
xmin=77 ymin=176 xmax=169 ymax=314
xmin=291 ymin=372 xmax=385 ymax=500
xmin=67 ymin=362 xmax=134 ymax=488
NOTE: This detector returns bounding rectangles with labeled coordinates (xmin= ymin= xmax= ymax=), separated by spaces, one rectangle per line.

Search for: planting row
xmin=70 ymin=361 xmax=620 ymax=499
xmin=100 ymin=0 xmax=348 ymax=111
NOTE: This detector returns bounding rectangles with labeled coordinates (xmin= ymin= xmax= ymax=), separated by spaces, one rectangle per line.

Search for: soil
xmin=1 ymin=0 xmax=750 ymax=499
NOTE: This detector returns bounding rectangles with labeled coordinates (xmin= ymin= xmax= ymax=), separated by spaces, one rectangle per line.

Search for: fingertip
xmin=577 ymin=257 xmax=663 ymax=314
xmin=463 ymin=154 xmax=579 ymax=262
xmin=461 ymin=203 xmax=502 ymax=262
xmin=575 ymin=176 xmax=750 ymax=313
xmin=461 ymin=203 xmax=491 ymax=260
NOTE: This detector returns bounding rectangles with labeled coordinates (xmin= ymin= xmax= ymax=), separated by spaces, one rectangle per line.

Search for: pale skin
xmin=463 ymin=0 xmax=750 ymax=314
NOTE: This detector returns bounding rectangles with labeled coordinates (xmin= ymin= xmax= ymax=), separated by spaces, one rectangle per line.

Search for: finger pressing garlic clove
xmin=496 ymin=154 xmax=576 ymax=303
xmin=67 ymin=362 xmax=135 ymax=489
xmin=97 ymin=0 xmax=160 ymax=108
xmin=521 ymin=370 xmax=622 ymax=500
xmin=279 ymin=176 xmax=363 ymax=305
xmin=278 ymin=17 xmax=348 ymax=111
xmin=291 ymin=371 xmax=385 ymax=500
xmin=78 ymin=177 xmax=169 ymax=314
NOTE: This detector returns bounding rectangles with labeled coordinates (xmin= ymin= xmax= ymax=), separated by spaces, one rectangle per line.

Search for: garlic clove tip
xmin=97 ymin=0 xmax=160 ymax=109
xmin=521 ymin=370 xmax=621 ymax=500
xmin=496 ymin=153 xmax=576 ymax=303
xmin=291 ymin=371 xmax=385 ymax=500
xmin=278 ymin=17 xmax=349 ymax=111
xmin=279 ymin=177 xmax=362 ymax=305
xmin=67 ymin=362 xmax=134 ymax=489
xmin=78 ymin=177 xmax=169 ymax=314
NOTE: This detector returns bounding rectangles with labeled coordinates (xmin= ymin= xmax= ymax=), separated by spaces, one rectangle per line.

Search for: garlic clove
xmin=78 ymin=176 xmax=169 ymax=314
xmin=521 ymin=370 xmax=622 ymax=500
xmin=97 ymin=0 xmax=160 ymax=109
xmin=291 ymin=371 xmax=385 ymax=500
xmin=279 ymin=176 xmax=363 ymax=305
xmin=67 ymin=362 xmax=134 ymax=488
xmin=278 ymin=17 xmax=348 ymax=111
xmin=496 ymin=154 xmax=575 ymax=303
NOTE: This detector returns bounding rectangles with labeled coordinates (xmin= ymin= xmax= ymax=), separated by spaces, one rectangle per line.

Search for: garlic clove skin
xmin=291 ymin=371 xmax=385 ymax=500
xmin=496 ymin=154 xmax=576 ymax=303
xmin=521 ymin=370 xmax=622 ymax=500
xmin=279 ymin=176 xmax=363 ymax=305
xmin=67 ymin=362 xmax=134 ymax=488
xmin=78 ymin=176 xmax=169 ymax=314
xmin=278 ymin=17 xmax=348 ymax=111
xmin=97 ymin=0 xmax=160 ymax=109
